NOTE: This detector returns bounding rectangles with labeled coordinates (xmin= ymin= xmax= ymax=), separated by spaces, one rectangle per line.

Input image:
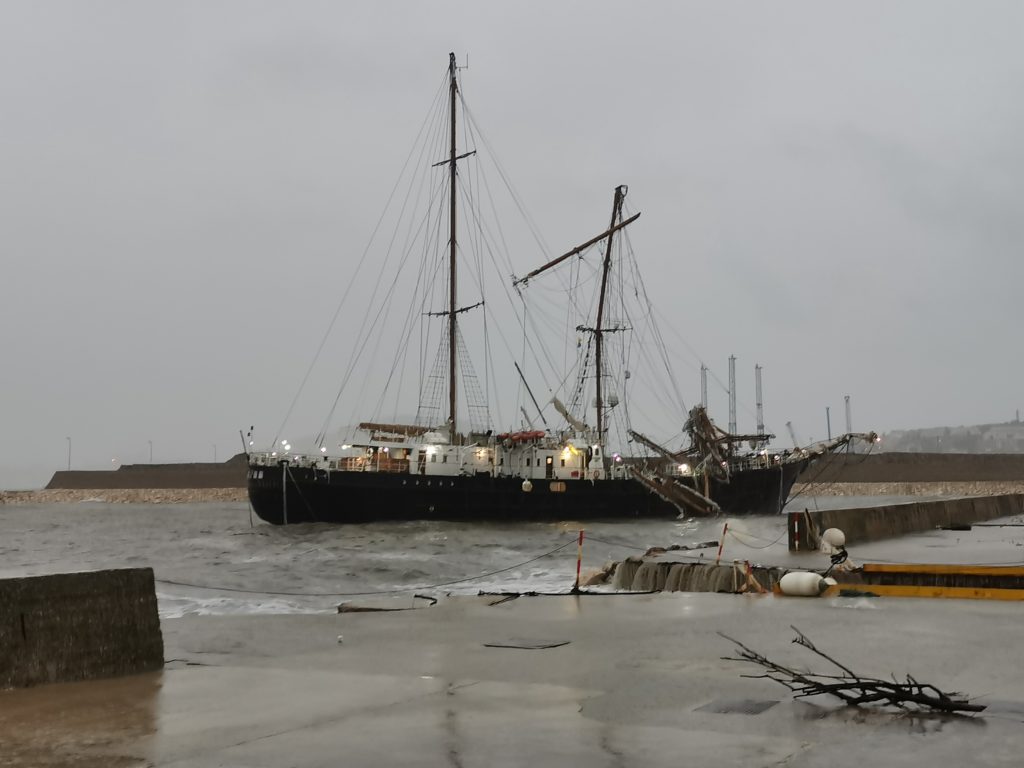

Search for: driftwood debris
xmin=721 ymin=626 xmax=985 ymax=714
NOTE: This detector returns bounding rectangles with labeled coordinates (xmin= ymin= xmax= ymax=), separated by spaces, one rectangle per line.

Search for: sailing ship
xmin=247 ymin=54 xmax=875 ymax=525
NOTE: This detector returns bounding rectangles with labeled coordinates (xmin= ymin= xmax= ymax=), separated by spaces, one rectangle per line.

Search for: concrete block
xmin=0 ymin=568 xmax=163 ymax=689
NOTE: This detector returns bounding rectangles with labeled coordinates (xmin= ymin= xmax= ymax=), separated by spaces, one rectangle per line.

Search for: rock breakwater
xmin=0 ymin=488 xmax=248 ymax=505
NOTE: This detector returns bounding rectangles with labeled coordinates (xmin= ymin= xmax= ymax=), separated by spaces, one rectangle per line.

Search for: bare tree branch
xmin=719 ymin=628 xmax=985 ymax=714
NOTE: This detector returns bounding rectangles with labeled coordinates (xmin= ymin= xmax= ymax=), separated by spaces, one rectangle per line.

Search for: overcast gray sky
xmin=3 ymin=1 xmax=1023 ymax=488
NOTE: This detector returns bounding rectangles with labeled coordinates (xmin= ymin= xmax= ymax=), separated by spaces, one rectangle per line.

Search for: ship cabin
xmin=251 ymin=422 xmax=630 ymax=482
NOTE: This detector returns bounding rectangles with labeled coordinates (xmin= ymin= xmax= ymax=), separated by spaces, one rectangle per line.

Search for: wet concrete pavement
xmin=3 ymin=591 xmax=1023 ymax=767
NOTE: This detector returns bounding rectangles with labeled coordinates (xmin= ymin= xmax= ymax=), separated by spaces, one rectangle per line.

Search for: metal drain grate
xmin=695 ymin=698 xmax=779 ymax=715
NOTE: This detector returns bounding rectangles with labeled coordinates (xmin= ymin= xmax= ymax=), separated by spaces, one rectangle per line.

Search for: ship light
xmin=320 ymin=447 xmax=327 ymax=453
xmin=382 ymin=446 xmax=389 ymax=453
xmin=248 ymin=440 xmax=254 ymax=446
xmin=271 ymin=451 xmax=277 ymax=457
xmin=281 ymin=439 xmax=288 ymax=446
xmin=283 ymin=443 xmax=291 ymax=451
xmin=774 ymin=455 xmax=781 ymax=461
xmin=341 ymin=444 xmax=351 ymax=450
xmin=613 ymin=453 xmax=623 ymax=463
xmin=425 ymin=445 xmax=438 ymax=455
xmin=679 ymin=463 xmax=690 ymax=475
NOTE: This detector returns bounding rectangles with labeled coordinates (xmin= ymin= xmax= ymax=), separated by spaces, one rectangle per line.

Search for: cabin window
xmin=550 ymin=481 xmax=566 ymax=492
xmin=442 ymin=455 xmax=448 ymax=463
xmin=431 ymin=454 xmax=437 ymax=463
xmin=560 ymin=458 xmax=566 ymax=467
xmin=499 ymin=457 xmax=504 ymax=465
xmin=526 ymin=458 xmax=531 ymax=467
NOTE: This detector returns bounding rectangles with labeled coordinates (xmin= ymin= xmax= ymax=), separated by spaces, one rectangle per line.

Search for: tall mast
xmin=447 ymin=52 xmax=459 ymax=442
xmin=595 ymin=185 xmax=626 ymax=445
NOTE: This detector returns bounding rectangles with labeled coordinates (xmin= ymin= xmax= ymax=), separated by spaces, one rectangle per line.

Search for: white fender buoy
xmin=820 ymin=528 xmax=846 ymax=554
xmin=522 ymin=480 xmax=533 ymax=492
xmin=779 ymin=571 xmax=829 ymax=597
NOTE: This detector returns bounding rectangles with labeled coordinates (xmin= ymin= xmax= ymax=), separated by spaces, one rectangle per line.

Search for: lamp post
xmin=66 ymin=436 xmax=71 ymax=471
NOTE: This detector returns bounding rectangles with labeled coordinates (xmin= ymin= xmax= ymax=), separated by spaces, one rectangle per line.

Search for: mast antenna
xmin=845 ymin=394 xmax=854 ymax=453
xmin=755 ymin=364 xmax=764 ymax=435
xmin=728 ymin=355 xmax=737 ymax=434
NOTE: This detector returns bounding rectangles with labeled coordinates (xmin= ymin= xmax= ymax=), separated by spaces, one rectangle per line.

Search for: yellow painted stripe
xmin=862 ymin=563 xmax=1024 ymax=577
xmin=824 ymin=584 xmax=1024 ymax=601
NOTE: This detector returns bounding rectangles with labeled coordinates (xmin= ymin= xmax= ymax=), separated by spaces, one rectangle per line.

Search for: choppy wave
xmin=0 ymin=497 xmax=892 ymax=617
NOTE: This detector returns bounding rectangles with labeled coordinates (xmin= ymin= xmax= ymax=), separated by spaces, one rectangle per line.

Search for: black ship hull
xmin=247 ymin=460 xmax=808 ymax=525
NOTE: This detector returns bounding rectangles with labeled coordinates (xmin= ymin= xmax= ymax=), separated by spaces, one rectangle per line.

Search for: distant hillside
xmin=882 ymin=420 xmax=1024 ymax=453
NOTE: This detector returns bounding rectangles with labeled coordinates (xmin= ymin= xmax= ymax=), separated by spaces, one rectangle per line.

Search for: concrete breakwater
xmin=1 ymin=488 xmax=248 ymax=505
xmin=791 ymin=480 xmax=1024 ymax=497
xmin=45 ymin=453 xmax=247 ymax=490
xmin=790 ymin=493 xmax=1024 ymax=550
xmin=802 ymin=451 xmax=1024 ymax=483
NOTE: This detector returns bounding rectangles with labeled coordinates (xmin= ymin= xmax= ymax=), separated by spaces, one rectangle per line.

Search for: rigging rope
xmin=272 ymin=77 xmax=447 ymax=451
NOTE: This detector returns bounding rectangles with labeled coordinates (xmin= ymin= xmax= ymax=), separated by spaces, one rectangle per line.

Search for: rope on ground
xmin=155 ymin=536 xmax=579 ymax=598
xmin=579 ymin=534 xmax=654 ymax=552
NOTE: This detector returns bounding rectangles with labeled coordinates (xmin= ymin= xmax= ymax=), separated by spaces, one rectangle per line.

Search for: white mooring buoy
xmin=779 ymin=571 xmax=835 ymax=597
xmin=820 ymin=528 xmax=846 ymax=554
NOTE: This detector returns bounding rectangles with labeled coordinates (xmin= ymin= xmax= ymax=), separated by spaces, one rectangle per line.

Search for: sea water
xmin=0 ymin=497 xmax=906 ymax=618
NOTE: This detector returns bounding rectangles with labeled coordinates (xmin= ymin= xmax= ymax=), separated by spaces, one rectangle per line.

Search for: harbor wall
xmin=788 ymin=493 xmax=1024 ymax=551
xmin=44 ymin=454 xmax=248 ymax=490
xmin=801 ymin=452 xmax=1024 ymax=483
xmin=791 ymin=481 xmax=1024 ymax=497
xmin=0 ymin=568 xmax=164 ymax=689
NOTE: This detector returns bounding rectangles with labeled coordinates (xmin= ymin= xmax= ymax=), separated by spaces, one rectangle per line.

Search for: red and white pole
xmin=715 ymin=522 xmax=729 ymax=566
